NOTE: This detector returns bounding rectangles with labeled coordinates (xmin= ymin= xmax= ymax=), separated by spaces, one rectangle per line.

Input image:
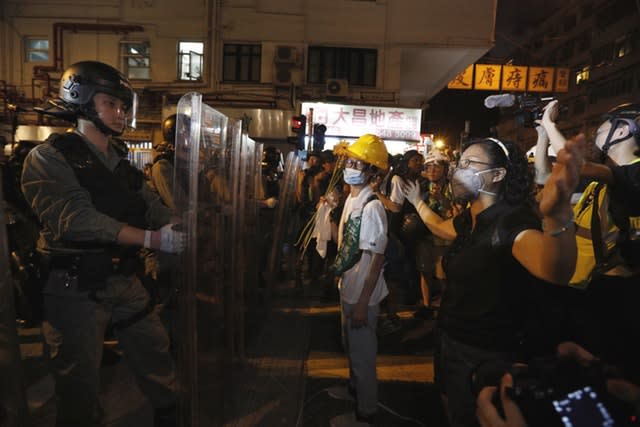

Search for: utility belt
xmin=45 ymin=252 xmax=141 ymax=291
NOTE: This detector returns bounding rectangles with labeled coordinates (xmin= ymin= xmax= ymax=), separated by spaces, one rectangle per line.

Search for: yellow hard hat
xmin=343 ymin=134 xmax=389 ymax=170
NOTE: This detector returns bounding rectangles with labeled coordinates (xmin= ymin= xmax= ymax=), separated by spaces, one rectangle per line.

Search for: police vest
xmin=47 ymin=132 xmax=148 ymax=233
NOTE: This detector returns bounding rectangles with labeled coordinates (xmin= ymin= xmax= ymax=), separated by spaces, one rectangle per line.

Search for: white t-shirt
xmin=389 ymin=174 xmax=407 ymax=205
xmin=337 ymin=186 xmax=389 ymax=305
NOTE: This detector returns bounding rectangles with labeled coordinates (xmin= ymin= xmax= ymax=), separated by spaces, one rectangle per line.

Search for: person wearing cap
xmin=541 ymin=101 xmax=640 ymax=384
xmin=327 ymin=134 xmax=389 ymax=427
xmin=413 ymin=150 xmax=453 ymax=320
xmin=402 ymin=134 xmax=584 ymax=427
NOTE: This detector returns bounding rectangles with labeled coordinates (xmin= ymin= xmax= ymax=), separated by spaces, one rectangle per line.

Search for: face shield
xmin=126 ymin=91 xmax=138 ymax=130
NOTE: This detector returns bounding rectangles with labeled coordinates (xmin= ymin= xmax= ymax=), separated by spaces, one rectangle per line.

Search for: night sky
xmin=424 ymin=0 xmax=564 ymax=147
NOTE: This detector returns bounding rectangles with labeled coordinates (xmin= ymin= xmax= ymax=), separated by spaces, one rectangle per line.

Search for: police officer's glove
xmin=145 ymin=224 xmax=187 ymax=254
xmin=403 ymin=180 xmax=422 ymax=207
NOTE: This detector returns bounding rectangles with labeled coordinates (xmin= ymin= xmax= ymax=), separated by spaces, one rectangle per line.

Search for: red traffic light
xmin=291 ymin=114 xmax=306 ymax=133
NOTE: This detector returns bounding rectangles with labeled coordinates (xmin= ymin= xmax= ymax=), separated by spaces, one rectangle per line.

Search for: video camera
xmin=471 ymin=356 xmax=635 ymax=426
xmin=484 ymin=93 xmax=568 ymax=128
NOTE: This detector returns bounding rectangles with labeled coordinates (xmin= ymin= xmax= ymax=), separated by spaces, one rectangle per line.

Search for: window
xmin=25 ymin=38 xmax=49 ymax=62
xmin=178 ymin=41 xmax=204 ymax=81
xmin=121 ymin=41 xmax=151 ymax=80
xmin=222 ymin=44 xmax=260 ymax=82
xmin=575 ymin=66 xmax=590 ymax=85
xmin=615 ymin=35 xmax=632 ymax=58
xmin=307 ymin=47 xmax=377 ymax=86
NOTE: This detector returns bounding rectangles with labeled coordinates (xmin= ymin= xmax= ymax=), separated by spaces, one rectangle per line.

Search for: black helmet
xmin=60 ymin=61 xmax=134 ymax=110
xmin=59 ymin=61 xmax=136 ymax=136
xmin=162 ymin=114 xmax=177 ymax=144
xmin=599 ymin=103 xmax=640 ymax=159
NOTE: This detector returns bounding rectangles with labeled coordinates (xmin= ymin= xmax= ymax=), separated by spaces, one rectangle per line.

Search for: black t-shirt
xmin=440 ymin=200 xmax=541 ymax=352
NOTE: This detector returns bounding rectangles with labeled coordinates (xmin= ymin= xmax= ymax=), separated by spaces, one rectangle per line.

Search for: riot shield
xmin=266 ymin=151 xmax=302 ymax=295
xmin=0 ymin=173 xmax=29 ymax=426
xmin=173 ymin=93 xmax=262 ymax=426
xmin=173 ymin=93 xmax=230 ymax=427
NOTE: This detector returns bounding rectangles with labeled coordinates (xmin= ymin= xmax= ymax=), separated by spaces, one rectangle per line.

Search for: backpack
xmin=569 ymin=182 xmax=619 ymax=288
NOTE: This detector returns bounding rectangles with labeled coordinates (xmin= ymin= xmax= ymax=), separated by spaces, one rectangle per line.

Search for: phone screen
xmin=552 ymin=386 xmax=616 ymax=427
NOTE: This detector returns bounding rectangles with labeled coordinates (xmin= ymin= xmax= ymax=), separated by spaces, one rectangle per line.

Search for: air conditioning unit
xmin=274 ymin=45 xmax=297 ymax=63
xmin=274 ymin=63 xmax=293 ymax=86
xmin=326 ymin=79 xmax=349 ymax=97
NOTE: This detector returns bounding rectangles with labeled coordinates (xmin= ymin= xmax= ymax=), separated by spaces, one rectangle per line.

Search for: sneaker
xmin=326 ymin=384 xmax=356 ymax=401
xmin=377 ymin=316 xmax=402 ymax=336
xmin=330 ymin=411 xmax=373 ymax=427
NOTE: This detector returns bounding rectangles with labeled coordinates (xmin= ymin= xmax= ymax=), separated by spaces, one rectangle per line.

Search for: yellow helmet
xmin=342 ymin=134 xmax=389 ymax=170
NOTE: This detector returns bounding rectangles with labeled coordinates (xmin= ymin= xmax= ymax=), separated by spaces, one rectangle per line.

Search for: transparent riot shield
xmin=173 ymin=93 xmax=260 ymax=426
xmin=0 ymin=174 xmax=29 ymax=426
xmin=266 ymin=151 xmax=302 ymax=295
xmin=173 ymin=93 xmax=231 ymax=427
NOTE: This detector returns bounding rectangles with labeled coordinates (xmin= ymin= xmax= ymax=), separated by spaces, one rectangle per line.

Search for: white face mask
xmin=450 ymin=167 xmax=498 ymax=202
xmin=343 ymin=167 xmax=366 ymax=185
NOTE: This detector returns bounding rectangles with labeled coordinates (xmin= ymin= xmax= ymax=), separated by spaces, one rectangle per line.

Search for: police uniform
xmin=21 ymin=131 xmax=176 ymax=426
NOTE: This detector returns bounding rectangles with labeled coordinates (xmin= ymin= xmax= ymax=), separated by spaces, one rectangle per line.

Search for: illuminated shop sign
xmin=301 ymin=102 xmax=422 ymax=141
xmin=448 ymin=65 xmax=569 ymax=93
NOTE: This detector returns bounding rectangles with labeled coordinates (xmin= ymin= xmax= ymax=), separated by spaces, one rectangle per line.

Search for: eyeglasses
xmin=457 ymin=158 xmax=492 ymax=169
xmin=345 ymin=158 xmax=367 ymax=170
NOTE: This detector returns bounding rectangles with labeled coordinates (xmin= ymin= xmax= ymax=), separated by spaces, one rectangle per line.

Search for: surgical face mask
xmin=343 ymin=167 xmax=367 ymax=185
xmin=450 ymin=167 xmax=499 ymax=202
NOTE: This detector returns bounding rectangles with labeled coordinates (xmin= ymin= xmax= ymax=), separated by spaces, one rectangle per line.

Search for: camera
xmin=472 ymin=356 xmax=634 ymax=426
xmin=515 ymin=94 xmax=568 ymax=128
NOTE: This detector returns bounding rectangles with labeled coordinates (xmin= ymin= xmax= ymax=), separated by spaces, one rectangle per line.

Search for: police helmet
xmin=162 ymin=114 xmax=177 ymax=144
xmin=58 ymin=61 xmax=136 ymax=135
xmin=59 ymin=61 xmax=134 ymax=111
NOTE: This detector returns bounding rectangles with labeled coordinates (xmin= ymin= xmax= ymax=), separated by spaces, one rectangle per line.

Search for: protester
xmin=402 ymin=134 xmax=584 ymax=427
xmin=541 ymin=100 xmax=640 ymax=383
xmin=326 ymin=134 xmax=389 ymax=427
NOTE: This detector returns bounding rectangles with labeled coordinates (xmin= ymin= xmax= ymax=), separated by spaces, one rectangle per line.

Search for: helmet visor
xmin=127 ymin=92 xmax=138 ymax=129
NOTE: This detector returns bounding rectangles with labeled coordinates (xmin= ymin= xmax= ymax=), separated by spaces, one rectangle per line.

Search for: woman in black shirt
xmin=403 ymin=136 xmax=584 ymax=427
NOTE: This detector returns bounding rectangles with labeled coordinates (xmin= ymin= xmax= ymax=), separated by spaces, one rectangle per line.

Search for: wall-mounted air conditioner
xmin=326 ymin=79 xmax=349 ymax=97
xmin=274 ymin=45 xmax=297 ymax=63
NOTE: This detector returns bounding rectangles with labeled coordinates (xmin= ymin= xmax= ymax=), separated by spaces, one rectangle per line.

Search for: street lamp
xmin=434 ymin=139 xmax=446 ymax=150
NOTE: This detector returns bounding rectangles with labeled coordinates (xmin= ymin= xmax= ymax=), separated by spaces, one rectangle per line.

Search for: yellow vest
xmin=570 ymin=182 xmax=619 ymax=288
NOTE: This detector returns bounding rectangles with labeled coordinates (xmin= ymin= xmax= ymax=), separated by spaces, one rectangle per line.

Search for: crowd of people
xmin=2 ymin=57 xmax=640 ymax=427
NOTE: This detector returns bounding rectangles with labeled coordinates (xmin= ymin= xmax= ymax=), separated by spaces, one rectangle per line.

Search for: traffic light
xmin=290 ymin=114 xmax=307 ymax=150
xmin=313 ymin=123 xmax=327 ymax=152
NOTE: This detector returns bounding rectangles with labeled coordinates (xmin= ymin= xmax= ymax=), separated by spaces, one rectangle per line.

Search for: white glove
xmin=158 ymin=223 xmax=187 ymax=254
xmin=403 ymin=180 xmax=422 ymax=207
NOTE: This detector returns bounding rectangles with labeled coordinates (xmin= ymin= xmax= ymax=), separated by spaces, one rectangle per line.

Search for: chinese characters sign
xmin=474 ymin=65 xmax=501 ymax=90
xmin=301 ymin=102 xmax=422 ymax=141
xmin=447 ymin=64 xmax=568 ymax=93
xmin=501 ymin=66 xmax=528 ymax=92
xmin=555 ymin=67 xmax=570 ymax=93
xmin=447 ymin=65 xmax=473 ymax=90
xmin=528 ymin=67 xmax=554 ymax=92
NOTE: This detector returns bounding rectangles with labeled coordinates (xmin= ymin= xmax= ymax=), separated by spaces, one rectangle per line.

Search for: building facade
xmin=1 ymin=0 xmax=497 ymax=147
xmin=496 ymin=0 xmax=640 ymax=147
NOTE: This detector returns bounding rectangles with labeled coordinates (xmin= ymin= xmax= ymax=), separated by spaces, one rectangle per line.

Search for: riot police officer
xmin=21 ymin=61 xmax=185 ymax=427
xmin=151 ymin=114 xmax=179 ymax=210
